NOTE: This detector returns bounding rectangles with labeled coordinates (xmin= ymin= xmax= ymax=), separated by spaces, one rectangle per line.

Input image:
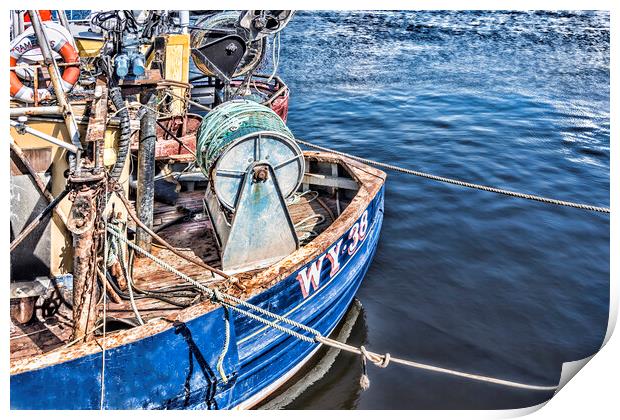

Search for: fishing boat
xmin=9 ymin=10 xmax=385 ymax=409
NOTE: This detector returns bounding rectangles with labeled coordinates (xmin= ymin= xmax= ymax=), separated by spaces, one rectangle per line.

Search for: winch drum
xmin=196 ymin=100 xmax=305 ymax=272
xmin=211 ymin=131 xmax=304 ymax=210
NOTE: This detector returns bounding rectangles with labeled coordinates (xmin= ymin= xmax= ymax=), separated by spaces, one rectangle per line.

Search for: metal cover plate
xmin=214 ymin=131 xmax=304 ymax=210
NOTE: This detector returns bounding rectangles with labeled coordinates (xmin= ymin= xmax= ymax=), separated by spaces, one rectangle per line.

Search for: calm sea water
xmin=276 ymin=10 xmax=609 ymax=409
xmin=70 ymin=9 xmax=609 ymax=410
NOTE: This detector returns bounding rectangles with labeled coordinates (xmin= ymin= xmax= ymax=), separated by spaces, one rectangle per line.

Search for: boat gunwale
xmin=10 ymin=151 xmax=386 ymax=375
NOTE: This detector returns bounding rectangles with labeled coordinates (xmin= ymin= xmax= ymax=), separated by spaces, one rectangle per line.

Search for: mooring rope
xmin=296 ymin=139 xmax=609 ymax=214
xmin=216 ymin=306 xmax=231 ymax=383
xmin=106 ymin=226 xmax=320 ymax=338
xmin=105 ymin=226 xmax=558 ymax=392
xmin=100 ymin=180 xmax=109 ymax=410
xmin=316 ymin=337 xmax=556 ymax=391
xmin=117 ymin=231 xmax=144 ymax=326
xmin=105 ymin=221 xmax=144 ymax=325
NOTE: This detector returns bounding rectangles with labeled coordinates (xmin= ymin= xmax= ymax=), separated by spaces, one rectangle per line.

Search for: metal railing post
xmin=57 ymin=10 xmax=71 ymax=29
xmin=11 ymin=11 xmax=20 ymax=38
xmin=27 ymin=10 xmax=83 ymax=173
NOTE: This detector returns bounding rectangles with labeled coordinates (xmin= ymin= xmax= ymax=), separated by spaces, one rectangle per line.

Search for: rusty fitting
xmin=252 ymin=165 xmax=270 ymax=183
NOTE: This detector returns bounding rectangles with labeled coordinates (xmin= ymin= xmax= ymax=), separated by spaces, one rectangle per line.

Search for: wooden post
xmin=163 ymin=34 xmax=190 ymax=116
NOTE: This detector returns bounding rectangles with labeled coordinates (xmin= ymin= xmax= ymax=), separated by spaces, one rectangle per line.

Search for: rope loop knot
xmin=360 ymin=345 xmax=391 ymax=368
xmin=210 ymin=288 xmax=223 ymax=304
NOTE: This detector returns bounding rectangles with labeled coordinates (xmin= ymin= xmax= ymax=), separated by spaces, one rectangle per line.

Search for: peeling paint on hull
xmin=10 ymin=184 xmax=384 ymax=410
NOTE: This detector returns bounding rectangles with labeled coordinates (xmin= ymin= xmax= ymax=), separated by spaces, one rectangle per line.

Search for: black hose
xmin=103 ymin=270 xmax=199 ymax=308
xmin=108 ymin=87 xmax=131 ymax=180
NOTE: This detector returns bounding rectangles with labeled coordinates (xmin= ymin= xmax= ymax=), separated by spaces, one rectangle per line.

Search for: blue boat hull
xmin=10 ymin=186 xmax=384 ymax=410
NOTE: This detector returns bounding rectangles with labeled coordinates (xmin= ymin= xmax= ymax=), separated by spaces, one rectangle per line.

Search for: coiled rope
xmin=105 ymin=225 xmax=558 ymax=392
xmin=196 ymin=100 xmax=293 ymax=176
xmin=107 ymin=222 xmax=144 ymax=325
xmin=296 ymin=139 xmax=609 ymax=214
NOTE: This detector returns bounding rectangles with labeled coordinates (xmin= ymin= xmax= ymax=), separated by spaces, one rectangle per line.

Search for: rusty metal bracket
xmin=84 ymin=79 xmax=110 ymax=173
xmin=66 ymin=170 xmax=106 ymax=342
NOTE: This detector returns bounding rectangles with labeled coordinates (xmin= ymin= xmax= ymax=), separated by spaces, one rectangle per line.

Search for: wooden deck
xmin=10 ymin=152 xmax=386 ymax=374
xmin=106 ymin=189 xmax=341 ymax=323
xmin=10 ymin=186 xmax=343 ymax=361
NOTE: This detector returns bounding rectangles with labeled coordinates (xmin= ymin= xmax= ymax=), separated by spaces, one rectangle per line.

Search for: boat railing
xmin=11 ymin=10 xmax=83 ymax=172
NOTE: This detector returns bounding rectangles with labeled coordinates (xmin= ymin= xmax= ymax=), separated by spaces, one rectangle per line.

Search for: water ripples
xmin=276 ymin=10 xmax=608 ymax=409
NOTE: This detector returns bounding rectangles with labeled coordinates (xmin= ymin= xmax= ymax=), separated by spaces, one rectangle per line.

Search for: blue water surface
xmin=277 ymin=10 xmax=609 ymax=409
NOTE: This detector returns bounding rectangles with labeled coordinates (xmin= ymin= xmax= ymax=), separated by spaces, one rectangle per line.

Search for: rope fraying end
xmin=360 ymin=373 xmax=370 ymax=391
xmin=360 ymin=346 xmax=370 ymax=391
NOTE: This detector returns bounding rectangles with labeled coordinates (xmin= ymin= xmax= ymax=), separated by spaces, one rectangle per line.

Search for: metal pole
xmin=11 ymin=11 xmax=20 ymax=38
xmin=136 ymin=93 xmax=158 ymax=253
xmin=18 ymin=11 xmax=25 ymax=34
xmin=68 ymin=183 xmax=102 ymax=342
xmin=10 ymin=120 xmax=79 ymax=153
xmin=10 ymin=106 xmax=64 ymax=117
xmin=10 ymin=188 xmax=70 ymax=252
xmin=28 ymin=10 xmax=82 ymax=172
xmin=179 ymin=11 xmax=190 ymax=34
xmin=57 ymin=10 xmax=70 ymax=29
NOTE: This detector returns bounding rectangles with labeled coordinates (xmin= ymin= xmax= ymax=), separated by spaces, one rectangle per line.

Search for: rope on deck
xmin=106 ymin=225 xmax=558 ymax=392
xmin=106 ymin=226 xmax=321 ymax=341
xmin=296 ymin=139 xmax=609 ymax=214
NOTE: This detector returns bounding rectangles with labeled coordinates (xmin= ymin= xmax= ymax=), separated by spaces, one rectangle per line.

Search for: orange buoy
xmin=23 ymin=10 xmax=53 ymax=22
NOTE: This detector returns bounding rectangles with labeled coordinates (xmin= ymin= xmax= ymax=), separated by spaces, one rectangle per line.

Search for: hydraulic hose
xmin=108 ymin=87 xmax=131 ymax=180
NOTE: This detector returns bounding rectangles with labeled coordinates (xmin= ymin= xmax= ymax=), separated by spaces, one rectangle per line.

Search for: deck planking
xmin=10 ymin=182 xmax=344 ymax=361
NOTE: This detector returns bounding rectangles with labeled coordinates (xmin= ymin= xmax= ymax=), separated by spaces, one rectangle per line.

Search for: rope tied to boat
xmin=296 ymin=139 xmax=610 ymax=214
xmin=361 ymin=345 xmax=391 ymax=368
xmin=105 ymin=225 xmax=558 ymax=393
xmin=359 ymin=345 xmax=390 ymax=390
xmin=109 ymin=219 xmax=144 ymax=326
xmin=316 ymin=336 xmax=558 ymax=391
xmin=215 ymin=304 xmax=231 ymax=384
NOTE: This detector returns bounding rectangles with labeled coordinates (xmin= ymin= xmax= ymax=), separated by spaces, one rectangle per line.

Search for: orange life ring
xmin=10 ymin=22 xmax=80 ymax=103
xmin=24 ymin=10 xmax=53 ymax=22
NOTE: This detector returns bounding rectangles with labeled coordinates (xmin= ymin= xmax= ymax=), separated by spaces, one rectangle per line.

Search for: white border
xmin=3 ymin=1 xmax=616 ymax=418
